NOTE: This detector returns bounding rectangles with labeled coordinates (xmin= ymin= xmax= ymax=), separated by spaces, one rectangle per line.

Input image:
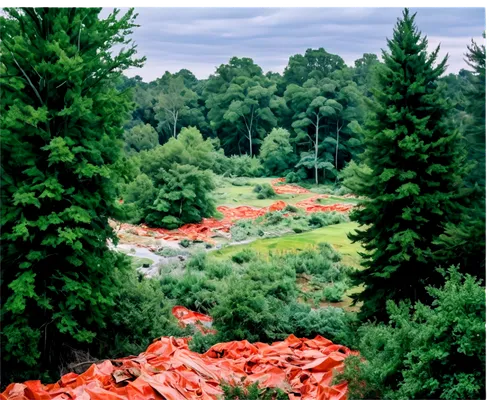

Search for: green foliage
xmin=253 ymin=183 xmax=276 ymax=199
xmin=221 ymin=382 xmax=288 ymax=400
xmin=285 ymin=169 xmax=308 ymax=183
xmin=322 ymin=283 xmax=347 ymax=302
xmin=188 ymin=331 xmax=219 ymax=354
xmin=121 ymin=173 xmax=156 ymax=223
xmin=123 ymin=123 xmax=159 ymax=154
xmin=204 ymin=57 xmax=284 ymax=156
xmin=231 ymin=248 xmax=257 ymax=264
xmin=337 ymin=267 xmax=485 ymax=400
xmin=347 ymin=9 xmax=469 ymax=321
xmin=145 ymin=164 xmax=216 ymax=229
xmin=227 ymin=155 xmax=264 ymax=177
xmin=434 ymin=35 xmax=486 ymax=279
xmin=283 ymin=302 xmax=357 ymax=348
xmin=154 ymin=75 xmax=200 ymax=140
xmin=231 ymin=177 xmax=250 ymax=186
xmin=103 ymin=263 xmax=185 ymax=358
xmin=0 ymin=7 xmax=144 ymax=381
xmin=259 ymin=127 xmax=295 ymax=175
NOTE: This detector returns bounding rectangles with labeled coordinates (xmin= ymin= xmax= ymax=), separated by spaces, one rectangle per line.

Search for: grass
xmin=210 ymin=222 xmax=363 ymax=269
xmin=315 ymin=196 xmax=363 ymax=205
xmin=129 ymin=256 xmax=154 ymax=269
xmin=214 ymin=177 xmax=314 ymax=207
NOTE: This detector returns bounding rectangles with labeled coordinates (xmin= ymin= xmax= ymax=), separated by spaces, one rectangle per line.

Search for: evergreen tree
xmin=434 ymin=35 xmax=486 ymax=279
xmin=0 ymin=7 xmax=144 ymax=381
xmin=347 ymin=9 xmax=468 ymax=321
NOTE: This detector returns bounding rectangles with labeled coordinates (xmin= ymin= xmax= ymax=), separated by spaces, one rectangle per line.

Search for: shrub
xmin=221 ymin=382 xmax=288 ymax=400
xmin=231 ymin=177 xmax=250 ymax=186
xmin=145 ymin=164 xmax=216 ymax=229
xmin=259 ymin=127 xmax=295 ymax=176
xmin=232 ymin=248 xmax=257 ymax=264
xmin=160 ymin=272 xmax=217 ymax=313
xmin=227 ymin=155 xmax=264 ymax=177
xmin=253 ymin=183 xmax=276 ymax=198
xmin=103 ymin=268 xmax=185 ymax=359
xmin=179 ymin=239 xmax=192 ymax=248
xmin=188 ymin=332 xmax=219 ymax=354
xmin=284 ymin=204 xmax=299 ymax=213
xmin=205 ymin=261 xmax=233 ymax=280
xmin=285 ymin=168 xmax=308 ymax=183
xmin=336 ymin=267 xmax=486 ymax=400
xmin=322 ymin=283 xmax=347 ymax=302
xmin=186 ymin=251 xmax=207 ymax=270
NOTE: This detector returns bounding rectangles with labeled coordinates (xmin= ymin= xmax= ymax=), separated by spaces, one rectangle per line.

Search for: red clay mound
xmin=172 ymin=306 xmax=216 ymax=335
xmin=1 ymin=335 xmax=354 ymax=400
xmin=295 ymin=195 xmax=354 ymax=213
xmin=271 ymin=178 xmax=311 ymax=194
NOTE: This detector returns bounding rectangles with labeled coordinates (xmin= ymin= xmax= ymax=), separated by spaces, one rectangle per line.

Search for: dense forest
xmin=1 ymin=7 xmax=486 ymax=400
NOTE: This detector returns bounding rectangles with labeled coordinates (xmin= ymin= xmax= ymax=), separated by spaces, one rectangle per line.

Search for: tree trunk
xmin=248 ymin=129 xmax=252 ymax=157
xmin=315 ymin=114 xmax=319 ymax=185
xmin=335 ymin=120 xmax=341 ymax=170
xmin=173 ymin=111 xmax=178 ymax=139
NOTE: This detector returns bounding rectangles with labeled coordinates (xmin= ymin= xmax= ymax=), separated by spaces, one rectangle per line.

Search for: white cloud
xmin=119 ymin=7 xmax=485 ymax=81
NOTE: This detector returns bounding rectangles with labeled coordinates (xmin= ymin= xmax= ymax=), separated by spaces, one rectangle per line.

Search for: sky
xmin=105 ymin=7 xmax=486 ymax=82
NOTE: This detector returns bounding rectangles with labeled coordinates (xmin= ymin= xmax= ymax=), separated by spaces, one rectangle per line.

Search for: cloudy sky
xmin=109 ymin=7 xmax=485 ymax=82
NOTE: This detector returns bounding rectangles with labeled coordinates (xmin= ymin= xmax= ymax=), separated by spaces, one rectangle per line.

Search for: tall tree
xmin=204 ymin=57 xmax=281 ymax=156
xmin=285 ymin=78 xmax=342 ymax=184
xmin=259 ymin=127 xmax=295 ymax=175
xmin=0 ymin=7 xmax=144 ymax=380
xmin=346 ymin=9 xmax=468 ymax=321
xmin=154 ymin=75 xmax=198 ymax=139
xmin=282 ymin=48 xmax=346 ymax=90
xmin=434 ymin=35 xmax=486 ymax=279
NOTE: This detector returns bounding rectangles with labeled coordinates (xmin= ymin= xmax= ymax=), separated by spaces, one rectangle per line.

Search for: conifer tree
xmin=434 ymin=35 xmax=486 ymax=279
xmin=347 ymin=9 xmax=468 ymax=321
xmin=1 ymin=8 xmax=144 ymax=380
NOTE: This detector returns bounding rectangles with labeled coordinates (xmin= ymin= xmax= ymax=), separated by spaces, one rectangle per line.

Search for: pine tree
xmin=0 ymin=8 xmax=144 ymax=381
xmin=347 ymin=9 xmax=468 ymax=321
xmin=434 ymin=35 xmax=486 ymax=279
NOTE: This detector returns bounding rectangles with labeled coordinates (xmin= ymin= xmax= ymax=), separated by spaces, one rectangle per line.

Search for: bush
xmin=322 ymin=283 xmax=347 ymax=302
xmin=336 ymin=267 xmax=486 ymax=400
xmin=221 ymin=382 xmax=288 ymax=400
xmin=145 ymin=164 xmax=217 ymax=229
xmin=186 ymin=251 xmax=206 ymax=270
xmin=231 ymin=248 xmax=257 ymax=264
xmin=259 ymin=127 xmax=295 ymax=176
xmin=227 ymin=155 xmax=264 ymax=177
xmin=283 ymin=302 xmax=357 ymax=347
xmin=253 ymin=183 xmax=276 ymax=198
xmin=160 ymin=272 xmax=218 ymax=313
xmin=179 ymin=239 xmax=192 ymax=248
xmin=188 ymin=332 xmax=219 ymax=354
xmin=283 ymin=204 xmax=299 ymax=213
xmin=231 ymin=177 xmax=250 ymax=186
xmin=102 ymin=264 xmax=185 ymax=359
xmin=205 ymin=261 xmax=233 ymax=280
xmin=285 ymin=169 xmax=307 ymax=183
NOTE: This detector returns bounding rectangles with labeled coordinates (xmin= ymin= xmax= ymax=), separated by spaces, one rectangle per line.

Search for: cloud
xmin=106 ymin=7 xmax=485 ymax=81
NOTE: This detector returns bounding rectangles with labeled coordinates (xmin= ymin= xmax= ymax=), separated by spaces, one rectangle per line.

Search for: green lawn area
xmin=210 ymin=221 xmax=363 ymax=269
xmin=315 ymin=196 xmax=362 ymax=205
xmin=214 ymin=177 xmax=314 ymax=207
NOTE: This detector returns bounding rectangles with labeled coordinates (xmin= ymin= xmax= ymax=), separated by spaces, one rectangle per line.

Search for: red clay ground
xmin=2 ymin=308 xmax=355 ymax=400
